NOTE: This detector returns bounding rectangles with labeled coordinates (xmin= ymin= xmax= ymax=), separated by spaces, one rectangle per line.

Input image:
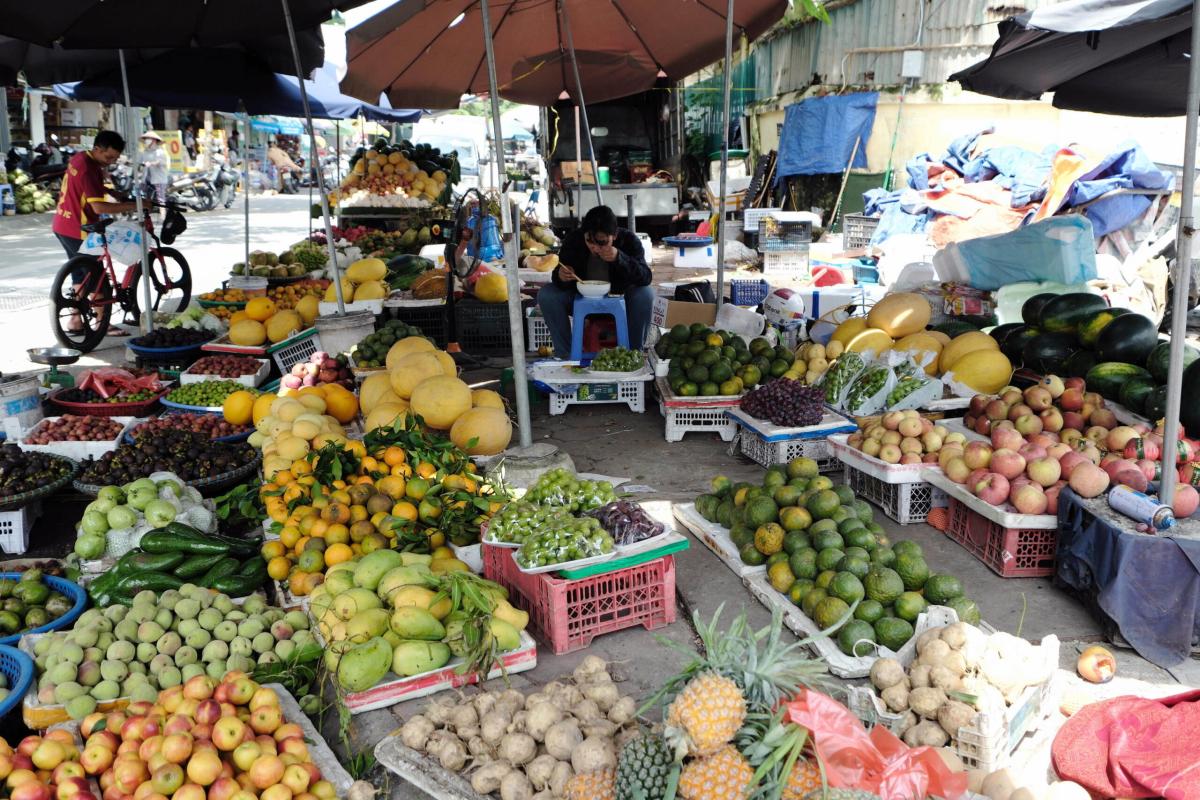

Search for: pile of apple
xmin=279 ymin=352 xmax=353 ymax=393
xmin=76 ymin=675 xmax=336 ymax=800
xmin=846 ymin=410 xmax=970 ymax=465
xmin=0 ymin=731 xmax=95 ymax=800
xmin=949 ymin=376 xmax=1200 ymax=518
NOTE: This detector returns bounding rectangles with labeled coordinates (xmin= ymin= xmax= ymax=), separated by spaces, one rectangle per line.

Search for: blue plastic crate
xmin=0 ymin=645 xmax=33 ymax=719
xmin=0 ymin=574 xmax=87 ymax=647
xmin=730 ymin=279 xmax=770 ymax=306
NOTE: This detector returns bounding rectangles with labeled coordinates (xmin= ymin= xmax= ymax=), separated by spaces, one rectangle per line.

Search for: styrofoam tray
xmin=328 ymin=630 xmax=538 ymax=714
xmin=828 ymin=434 xmax=933 ymax=484
xmin=728 ymin=407 xmax=857 ymax=442
xmin=20 ymin=633 xmax=131 ymax=728
xmin=512 ymin=549 xmax=616 ymax=575
xmin=742 ymin=575 xmax=958 ymax=679
xmin=180 ymin=358 xmax=270 ymax=387
xmin=922 ymin=469 xmax=1058 ymax=529
xmin=375 ymin=737 xmax=482 ymax=800
xmin=450 ymin=543 xmax=482 ymax=573
xmin=940 ymin=417 xmax=990 ymax=442
xmin=615 ymin=528 xmax=674 ymax=556
xmin=672 ymin=502 xmax=764 ymax=578
xmin=481 ymin=534 xmax=522 ymax=549
xmin=17 ymin=416 xmax=138 ymax=460
xmin=266 ymin=684 xmax=354 ymax=795
xmin=383 ymin=296 xmax=446 ymax=309
xmin=1107 ymin=399 xmax=1149 ymax=426
xmin=922 ymin=395 xmax=973 ymax=412
xmin=530 ymin=360 xmax=653 ymax=385
xmin=318 ymin=299 xmax=384 ymax=316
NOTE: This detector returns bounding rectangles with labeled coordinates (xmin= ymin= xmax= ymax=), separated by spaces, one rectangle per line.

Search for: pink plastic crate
xmin=945 ymin=498 xmax=1057 ymax=578
xmin=483 ymin=545 xmax=677 ymax=655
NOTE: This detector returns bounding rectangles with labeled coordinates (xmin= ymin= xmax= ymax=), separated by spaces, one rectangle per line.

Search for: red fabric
xmin=783 ymin=690 xmax=968 ymax=800
xmin=52 ymin=151 xmax=108 ymax=240
xmin=1052 ymin=689 xmax=1200 ymax=799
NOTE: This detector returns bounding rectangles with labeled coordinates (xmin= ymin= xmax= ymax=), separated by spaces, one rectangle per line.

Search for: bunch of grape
xmin=586 ymin=500 xmax=664 ymax=546
xmin=739 ymin=380 xmax=826 ymax=427
xmin=485 ymin=501 xmax=571 ymax=545
xmin=515 ymin=517 xmax=613 ymax=569
xmin=524 ymin=468 xmax=616 ymax=512
xmin=589 ymin=347 xmax=644 ymax=372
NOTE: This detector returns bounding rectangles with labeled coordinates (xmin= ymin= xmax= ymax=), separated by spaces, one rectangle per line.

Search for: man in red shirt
xmin=52 ymin=130 xmax=137 ymax=332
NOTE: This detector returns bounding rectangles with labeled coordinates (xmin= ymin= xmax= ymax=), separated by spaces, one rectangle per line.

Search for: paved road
xmin=0 ymin=194 xmax=317 ymax=373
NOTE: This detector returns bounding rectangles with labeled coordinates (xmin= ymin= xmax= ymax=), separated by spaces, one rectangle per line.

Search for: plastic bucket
xmin=315 ymin=310 xmax=376 ymax=358
xmin=0 ymin=375 xmax=42 ymax=437
xmin=229 ymin=276 xmax=268 ymax=297
xmin=598 ymin=167 xmax=611 ymax=185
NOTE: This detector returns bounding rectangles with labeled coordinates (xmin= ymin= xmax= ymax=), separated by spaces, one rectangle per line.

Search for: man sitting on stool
xmin=538 ymin=205 xmax=654 ymax=359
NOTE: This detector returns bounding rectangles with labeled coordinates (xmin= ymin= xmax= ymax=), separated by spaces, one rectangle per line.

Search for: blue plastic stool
xmin=570 ymin=296 xmax=629 ymax=361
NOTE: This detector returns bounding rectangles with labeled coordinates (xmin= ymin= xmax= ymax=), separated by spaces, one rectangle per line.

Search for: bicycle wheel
xmin=49 ymin=256 xmax=112 ymax=353
xmin=130 ymin=247 xmax=192 ymax=323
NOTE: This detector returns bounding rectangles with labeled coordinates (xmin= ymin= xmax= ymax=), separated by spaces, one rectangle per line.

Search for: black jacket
xmin=551 ymin=227 xmax=651 ymax=294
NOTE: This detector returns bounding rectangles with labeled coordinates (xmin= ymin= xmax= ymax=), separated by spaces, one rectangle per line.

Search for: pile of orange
xmin=267 ymin=279 xmax=329 ymax=311
xmin=259 ymin=442 xmax=501 ymax=596
xmin=199 ymin=288 xmax=249 ymax=303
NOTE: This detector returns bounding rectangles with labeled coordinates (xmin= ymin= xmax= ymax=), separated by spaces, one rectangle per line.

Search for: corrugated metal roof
xmin=753 ymin=0 xmax=1054 ymax=99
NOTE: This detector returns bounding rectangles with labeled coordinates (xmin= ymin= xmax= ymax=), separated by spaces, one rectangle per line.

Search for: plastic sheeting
xmin=1056 ymin=487 xmax=1200 ymax=668
xmin=775 ymin=92 xmax=877 ymax=180
xmin=932 ymin=216 xmax=1098 ymax=289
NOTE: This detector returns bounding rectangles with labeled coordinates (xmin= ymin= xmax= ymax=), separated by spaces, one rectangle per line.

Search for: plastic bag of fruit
xmin=817 ymin=351 xmax=867 ymax=408
xmin=882 ymin=352 xmax=943 ymax=412
xmin=843 ymin=356 xmax=895 ymax=416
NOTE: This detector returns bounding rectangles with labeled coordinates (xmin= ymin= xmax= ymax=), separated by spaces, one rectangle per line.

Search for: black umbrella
xmin=950 ymin=0 xmax=1200 ymax=508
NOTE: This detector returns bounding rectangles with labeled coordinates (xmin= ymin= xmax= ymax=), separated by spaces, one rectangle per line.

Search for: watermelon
xmin=1145 ymin=384 xmax=1170 ymax=424
xmin=1062 ymin=349 xmax=1099 ymax=379
xmin=1001 ymin=326 xmax=1040 ymax=365
xmin=1038 ymin=293 xmax=1110 ymax=334
xmin=1118 ymin=376 xmax=1157 ymax=415
xmin=1147 ymin=340 xmax=1200 ymax=383
xmin=1085 ymin=362 xmax=1153 ymax=401
xmin=1078 ymin=307 xmax=1130 ymax=348
xmin=988 ymin=323 xmax=1026 ymax=351
xmin=1095 ymin=314 xmax=1160 ymax=366
xmin=1021 ymin=333 xmax=1079 ymax=375
xmin=1022 ymin=293 xmax=1058 ymax=326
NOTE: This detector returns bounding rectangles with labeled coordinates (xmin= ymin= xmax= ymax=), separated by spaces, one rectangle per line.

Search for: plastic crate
xmin=0 ymin=645 xmax=33 ymax=720
xmin=845 ymin=464 xmax=949 ymax=525
xmin=526 ymin=310 xmax=553 ymax=352
xmin=389 ymin=303 xmax=448 ymax=347
xmin=660 ymin=401 xmax=738 ymax=443
xmin=455 ymin=298 xmax=524 ymax=352
xmin=0 ymin=573 xmax=86 ymax=645
xmin=729 ymin=279 xmax=770 ymax=306
xmin=548 ymin=380 xmax=645 ymax=415
xmin=0 ymin=503 xmax=39 ymax=555
xmin=762 ymin=249 xmax=809 ymax=279
xmin=737 ymin=427 xmax=841 ymax=473
xmin=757 ymin=218 xmax=812 ymax=251
xmin=269 ymin=329 xmax=322 ymax=374
xmin=842 ymin=213 xmax=880 ymax=249
xmin=853 ymin=260 xmax=880 ymax=284
xmin=945 ymin=498 xmax=1057 ymax=577
xmin=483 ymin=545 xmax=676 ymax=655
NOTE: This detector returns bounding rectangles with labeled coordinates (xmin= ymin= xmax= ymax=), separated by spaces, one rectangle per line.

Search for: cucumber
xmin=112 ymin=572 xmax=185 ymax=597
xmin=237 ymin=556 xmax=266 ymax=577
xmin=209 ymin=573 xmax=266 ymax=598
xmin=140 ymin=530 xmax=231 ymax=555
xmin=174 ymin=553 xmax=228 ymax=580
xmin=198 ymin=558 xmax=241 ymax=588
xmin=126 ymin=551 xmax=186 ymax=573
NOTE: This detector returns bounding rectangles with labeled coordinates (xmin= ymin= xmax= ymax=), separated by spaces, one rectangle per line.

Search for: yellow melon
xmin=891 ymin=332 xmax=944 ymax=376
xmin=245 ymin=297 xmax=276 ymax=322
xmin=475 ymin=273 xmax=508 ymax=304
xmin=948 ymin=349 xmax=1012 ymax=395
xmin=938 ymin=331 xmax=998 ymax=374
xmin=345 ymin=258 xmax=387 ymax=284
xmin=229 ymin=310 xmax=250 ymax=326
xmin=450 ymin=407 xmax=512 ymax=456
xmin=230 ymin=319 xmax=267 ymax=346
xmin=829 ymin=317 xmax=869 ymax=348
xmin=351 ymin=280 xmax=388 ymax=301
xmin=844 ymin=328 xmax=894 ymax=355
xmin=385 ymin=336 xmax=436 ymax=370
xmin=927 ymin=330 xmax=951 ymax=346
xmin=324 ymin=278 xmax=355 ymax=303
xmin=265 ymin=310 xmax=303 ymax=343
xmin=364 ymin=402 xmax=410 ymax=432
xmin=866 ymin=293 xmax=932 ymax=338
xmin=409 ymin=375 xmax=472 ymax=430
xmin=471 ymin=389 xmax=504 ymax=410
xmin=295 ymin=295 xmax=319 ymax=325
xmin=433 ymin=350 xmax=456 ymax=376
xmin=390 ymin=352 xmax=445 ymax=399
xmin=359 ymin=372 xmax=395 ymax=415
xmin=251 ymin=393 xmax=276 ymax=427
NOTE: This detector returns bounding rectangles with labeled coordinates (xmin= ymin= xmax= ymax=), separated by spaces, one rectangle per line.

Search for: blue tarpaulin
xmin=775 ymin=92 xmax=877 ymax=181
xmin=1065 ymin=142 xmax=1173 ymax=235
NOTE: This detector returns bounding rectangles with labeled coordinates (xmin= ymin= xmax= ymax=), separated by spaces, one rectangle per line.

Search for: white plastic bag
xmin=80 ymin=221 xmax=143 ymax=264
xmin=843 ymin=357 xmax=895 ymax=416
xmin=883 ymin=352 xmax=943 ymax=410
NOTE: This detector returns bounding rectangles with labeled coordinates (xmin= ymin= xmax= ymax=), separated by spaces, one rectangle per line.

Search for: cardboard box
xmin=560 ymin=160 xmax=596 ymax=184
xmin=651 ymin=297 xmax=718 ymax=328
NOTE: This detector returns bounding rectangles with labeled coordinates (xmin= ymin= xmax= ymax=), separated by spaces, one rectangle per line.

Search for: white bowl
xmin=577 ymin=280 xmax=611 ymax=298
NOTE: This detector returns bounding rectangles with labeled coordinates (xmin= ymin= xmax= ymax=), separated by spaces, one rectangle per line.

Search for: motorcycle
xmin=109 ymin=156 xmax=134 ymax=195
xmin=210 ymin=153 xmax=240 ymax=209
xmin=168 ymin=169 xmax=217 ymax=212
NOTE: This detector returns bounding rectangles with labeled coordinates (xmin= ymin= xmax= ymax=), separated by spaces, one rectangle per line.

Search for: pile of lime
xmin=350 ymin=320 xmax=430 ymax=368
xmin=524 ymin=468 xmax=616 ymax=513
xmin=166 ymin=381 xmax=257 ymax=408
xmin=515 ymin=517 xmax=613 ymax=569
xmin=589 ymin=347 xmax=644 ymax=372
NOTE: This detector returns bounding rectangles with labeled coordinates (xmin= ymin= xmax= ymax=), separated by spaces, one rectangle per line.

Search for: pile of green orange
xmin=694 ymin=458 xmax=979 ymax=657
xmin=655 ymin=323 xmax=795 ymax=397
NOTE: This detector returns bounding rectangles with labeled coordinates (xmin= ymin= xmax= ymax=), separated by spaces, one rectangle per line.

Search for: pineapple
xmin=783 ymin=761 xmax=823 ymax=799
xmin=801 ymin=791 xmax=882 ymax=800
xmin=738 ymin=706 xmax=823 ymax=800
xmin=566 ymin=768 xmax=615 ymax=800
xmin=666 ymin=672 xmax=747 ymax=756
xmin=678 ymin=744 xmax=755 ymax=799
xmin=616 ymin=732 xmax=676 ymax=800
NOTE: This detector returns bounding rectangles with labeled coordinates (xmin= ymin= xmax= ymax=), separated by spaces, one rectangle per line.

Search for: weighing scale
xmin=27 ymin=347 xmax=80 ymax=389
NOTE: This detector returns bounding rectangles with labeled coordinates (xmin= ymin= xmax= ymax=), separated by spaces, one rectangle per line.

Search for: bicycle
xmin=49 ymin=202 xmax=192 ymax=353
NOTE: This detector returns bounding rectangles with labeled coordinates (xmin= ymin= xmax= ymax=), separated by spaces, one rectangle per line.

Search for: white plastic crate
xmin=180 ymin=358 xmax=270 ymax=387
xmin=738 ymin=429 xmax=840 ymax=472
xmin=526 ymin=311 xmax=552 ymax=352
xmin=955 ymin=667 xmax=1058 ymax=772
xmin=549 ymin=381 xmax=645 ymax=414
xmin=0 ymin=502 xmax=40 ymax=555
xmin=648 ymin=350 xmax=670 ymax=377
xmin=269 ymin=329 xmax=322 ymax=374
xmin=17 ymin=416 xmax=138 ymax=460
xmin=845 ymin=463 xmax=948 ymax=525
xmin=660 ymin=401 xmax=737 ymax=442
xmin=762 ymin=248 xmax=809 ymax=280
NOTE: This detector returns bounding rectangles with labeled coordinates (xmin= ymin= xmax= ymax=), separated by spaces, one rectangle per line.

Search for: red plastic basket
xmin=483 ymin=545 xmax=677 ymax=655
xmin=47 ymin=387 xmax=171 ymax=417
xmin=945 ymin=498 xmax=1057 ymax=578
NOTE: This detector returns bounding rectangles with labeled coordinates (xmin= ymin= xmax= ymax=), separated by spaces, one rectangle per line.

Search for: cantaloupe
xmin=385 ymin=336 xmax=436 ymax=370
xmin=475 ymin=273 xmax=508 ymax=303
xmin=345 ymin=258 xmax=387 ymax=284
xmin=450 ymin=407 xmax=512 ymax=455
xmin=365 ymin=402 xmax=410 ymax=432
xmin=390 ymin=352 xmax=445 ymax=399
xmin=844 ymin=328 xmax=894 ymax=355
xmin=472 ymin=389 xmax=505 ymax=409
xmin=866 ymin=293 xmax=932 ymax=338
xmin=948 ymin=349 xmax=1012 ymax=395
xmin=939 ymin=331 xmax=999 ymax=374
xmin=230 ymin=319 xmax=267 ymax=346
xmin=266 ymin=310 xmax=303 ymax=343
xmin=830 ymin=317 xmax=869 ymax=348
xmin=892 ymin=332 xmax=944 ymax=376
xmin=359 ymin=372 xmax=395 ymax=416
xmin=409 ymin=375 xmax=472 ymax=430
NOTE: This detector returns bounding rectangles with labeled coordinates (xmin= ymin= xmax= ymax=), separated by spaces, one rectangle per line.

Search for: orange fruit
xmin=324 ymin=543 xmax=353 ymax=566
xmin=349 ymin=505 xmax=368 ymax=523
xmin=321 ymin=503 xmax=351 ymax=525
xmin=252 ymin=393 xmax=276 ymax=426
xmin=361 ymin=457 xmax=379 ymax=473
xmin=296 ymin=549 xmax=324 ymax=573
xmin=267 ymin=557 xmax=291 ymax=581
xmin=261 ymin=541 xmax=286 ymax=560
xmin=345 ymin=441 xmax=367 ymax=458
xmin=382 ymin=447 xmax=407 ymax=467
xmin=376 ymin=475 xmax=406 ymax=500
xmin=290 ymin=459 xmax=312 ymax=476
xmin=293 ymin=535 xmax=311 ymax=555
xmin=280 ymin=526 xmax=301 ymax=549
xmin=428 ymin=532 xmax=445 ymax=548
xmin=416 ymin=462 xmax=437 ymax=479
xmin=390 ymin=463 xmax=413 ymax=478
xmin=391 ymin=501 xmax=418 ymax=522
xmin=324 ymin=523 xmax=350 ymax=545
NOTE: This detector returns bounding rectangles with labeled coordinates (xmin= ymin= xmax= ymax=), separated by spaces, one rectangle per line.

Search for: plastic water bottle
xmin=1107 ymin=485 xmax=1175 ymax=532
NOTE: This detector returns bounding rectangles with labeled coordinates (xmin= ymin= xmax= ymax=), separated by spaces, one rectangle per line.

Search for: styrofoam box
xmin=0 ymin=502 xmax=40 ymax=555
xmin=828 ymin=433 xmax=931 ymax=484
xmin=922 ymin=468 xmax=1058 ymax=529
xmin=318 ymin=299 xmax=384 ymax=316
xmin=17 ymin=416 xmax=139 ymax=460
xmin=672 ymin=502 xmax=763 ymax=579
xmin=179 ymin=358 xmax=270 ymax=387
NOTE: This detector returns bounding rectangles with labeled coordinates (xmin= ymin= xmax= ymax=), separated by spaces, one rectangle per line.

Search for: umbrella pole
xmin=1158 ymin=0 xmax=1200 ymax=509
xmin=280 ymin=0 xmax=345 ymax=314
xmin=479 ymin=0 xmax=533 ymax=449
xmin=242 ymin=111 xmax=250 ymax=271
xmin=561 ymin=0 xmax=604 ymax=208
xmin=714 ymin=0 xmax=735 ymax=310
xmin=118 ymin=49 xmax=154 ymax=333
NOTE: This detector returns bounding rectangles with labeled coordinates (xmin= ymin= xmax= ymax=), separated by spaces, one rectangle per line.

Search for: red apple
xmin=991 ymin=427 xmax=1025 ymax=452
xmin=1069 ymin=462 xmax=1111 ymax=498
xmin=1060 ymin=388 xmax=1084 ymax=412
xmin=1172 ymin=484 xmax=1200 ymax=517
xmin=1018 ymin=442 xmax=1047 ymax=462
xmin=1027 ymin=457 xmax=1062 ymax=487
xmin=974 ymin=416 xmax=992 ymax=436
xmin=1105 ymin=426 xmax=1140 ymax=453
xmin=964 ymin=441 xmax=993 ymax=470
xmin=985 ymin=399 xmax=1010 ymax=421
xmin=1011 ymin=483 xmax=1049 ymax=515
xmin=973 ymin=472 xmax=1012 ymax=505
xmin=1042 ymin=374 xmax=1066 ymax=398
xmin=1024 ymin=385 xmax=1053 ymax=412
xmin=1008 ymin=403 xmax=1034 ymax=422
xmin=1039 ymin=407 xmax=1064 ymax=433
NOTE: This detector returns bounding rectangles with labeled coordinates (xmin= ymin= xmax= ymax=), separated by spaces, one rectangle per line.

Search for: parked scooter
xmin=168 ymin=169 xmax=217 ymax=212
xmin=210 ymin=153 xmax=240 ymax=209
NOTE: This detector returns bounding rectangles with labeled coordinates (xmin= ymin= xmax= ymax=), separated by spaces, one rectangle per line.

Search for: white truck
xmin=411 ymin=115 xmax=495 ymax=193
